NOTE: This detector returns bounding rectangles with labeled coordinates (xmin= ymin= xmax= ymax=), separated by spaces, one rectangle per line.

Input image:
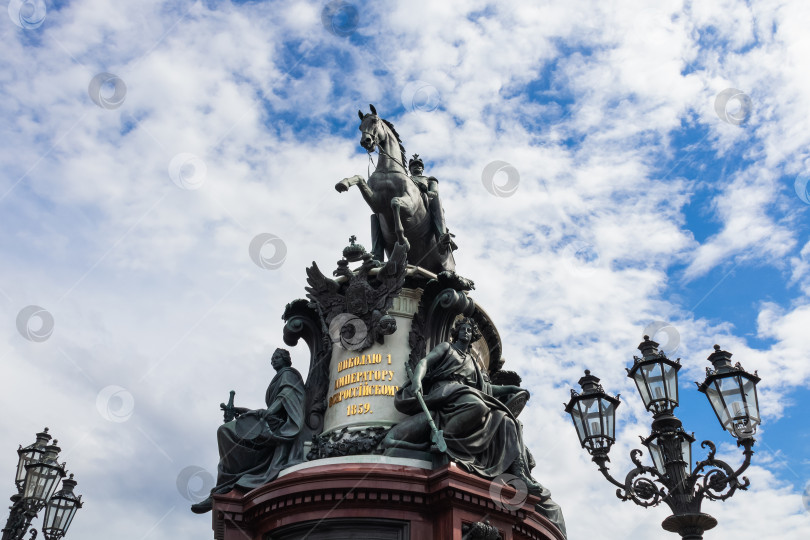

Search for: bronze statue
xmin=191 ymin=348 xmax=305 ymax=514
xmin=380 ymin=318 xmax=567 ymax=537
xmin=335 ymin=105 xmax=456 ymax=274
xmin=408 ymin=154 xmax=457 ymax=253
xmin=305 ymin=237 xmax=407 ymax=352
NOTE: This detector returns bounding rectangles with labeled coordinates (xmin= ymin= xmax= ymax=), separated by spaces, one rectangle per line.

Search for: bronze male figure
xmin=191 ymin=349 xmax=305 ymax=514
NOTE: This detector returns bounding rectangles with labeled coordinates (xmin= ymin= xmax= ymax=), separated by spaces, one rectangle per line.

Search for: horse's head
xmin=356 ymin=105 xmax=408 ymax=174
xmin=358 ymin=104 xmax=384 ymax=153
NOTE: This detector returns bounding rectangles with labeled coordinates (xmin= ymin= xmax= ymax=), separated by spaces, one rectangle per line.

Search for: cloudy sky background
xmin=2 ymin=0 xmax=810 ymax=538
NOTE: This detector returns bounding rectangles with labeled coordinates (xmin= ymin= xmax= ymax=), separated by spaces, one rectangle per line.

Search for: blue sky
xmin=2 ymin=1 xmax=810 ymax=539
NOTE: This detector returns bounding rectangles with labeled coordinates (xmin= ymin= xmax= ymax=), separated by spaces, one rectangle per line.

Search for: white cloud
xmin=684 ymin=168 xmax=796 ymax=279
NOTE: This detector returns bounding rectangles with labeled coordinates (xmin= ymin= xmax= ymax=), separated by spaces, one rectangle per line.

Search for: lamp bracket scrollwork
xmin=591 ymin=436 xmax=755 ymax=519
xmin=593 ymin=449 xmax=666 ymax=508
xmin=693 ymin=439 xmax=754 ymax=503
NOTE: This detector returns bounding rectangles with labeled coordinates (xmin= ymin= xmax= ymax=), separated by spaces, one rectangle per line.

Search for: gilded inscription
xmin=337 ymin=353 xmax=392 ymax=372
xmin=329 ymin=354 xmax=400 ymax=414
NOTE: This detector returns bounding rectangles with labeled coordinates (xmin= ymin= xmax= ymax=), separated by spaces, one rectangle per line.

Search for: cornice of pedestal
xmin=211 ymin=461 xmax=565 ymax=540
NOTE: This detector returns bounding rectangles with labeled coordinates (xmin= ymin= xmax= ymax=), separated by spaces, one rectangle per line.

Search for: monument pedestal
xmin=211 ymin=458 xmax=564 ymax=540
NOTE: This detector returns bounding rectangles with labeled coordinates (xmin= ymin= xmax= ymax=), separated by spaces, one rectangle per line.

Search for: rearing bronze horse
xmin=335 ymin=105 xmax=455 ymax=274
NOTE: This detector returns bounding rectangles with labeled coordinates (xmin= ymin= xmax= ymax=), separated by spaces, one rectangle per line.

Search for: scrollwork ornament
xmin=701 ymin=440 xmax=717 ymax=461
xmin=703 ymin=469 xmax=730 ymax=497
xmin=629 ymin=448 xmax=645 ymax=468
xmin=1 ymin=498 xmax=37 ymax=540
xmin=596 ymin=448 xmax=667 ymax=508
xmin=692 ymin=438 xmax=754 ymax=502
xmin=631 ymin=477 xmax=662 ymax=505
xmin=694 ymin=455 xmax=750 ymax=502
xmin=282 ymin=299 xmax=333 ymax=435
xmin=621 ymin=466 xmax=665 ymax=508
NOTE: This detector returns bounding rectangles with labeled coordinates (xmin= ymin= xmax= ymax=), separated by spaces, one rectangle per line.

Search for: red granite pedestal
xmin=211 ymin=459 xmax=564 ymax=540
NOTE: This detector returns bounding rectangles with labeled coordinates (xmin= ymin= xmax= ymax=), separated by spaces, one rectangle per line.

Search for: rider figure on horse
xmin=337 ymin=105 xmax=457 ymax=274
xmin=408 ymin=154 xmax=458 ymax=253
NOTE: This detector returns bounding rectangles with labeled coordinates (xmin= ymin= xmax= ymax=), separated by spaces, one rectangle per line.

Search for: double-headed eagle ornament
xmin=305 ymin=237 xmax=408 ymax=352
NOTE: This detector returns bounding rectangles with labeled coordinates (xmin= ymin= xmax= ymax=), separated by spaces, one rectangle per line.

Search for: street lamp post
xmin=565 ymin=337 xmax=760 ymax=539
xmin=2 ymin=429 xmax=83 ymax=540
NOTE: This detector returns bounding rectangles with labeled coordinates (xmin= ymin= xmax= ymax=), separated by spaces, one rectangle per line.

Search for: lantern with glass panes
xmin=565 ymin=337 xmax=761 ymax=540
xmin=2 ymin=429 xmax=83 ymax=540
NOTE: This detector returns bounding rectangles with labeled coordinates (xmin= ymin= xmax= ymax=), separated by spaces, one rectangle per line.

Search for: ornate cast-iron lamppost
xmin=2 ymin=428 xmax=83 ymax=540
xmin=565 ymin=337 xmax=761 ymax=539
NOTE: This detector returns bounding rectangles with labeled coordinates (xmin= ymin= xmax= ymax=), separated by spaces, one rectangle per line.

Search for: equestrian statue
xmin=335 ymin=104 xmax=457 ymax=275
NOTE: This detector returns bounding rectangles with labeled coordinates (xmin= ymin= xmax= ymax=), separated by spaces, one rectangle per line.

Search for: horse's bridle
xmin=361 ymin=116 xmax=406 ymax=171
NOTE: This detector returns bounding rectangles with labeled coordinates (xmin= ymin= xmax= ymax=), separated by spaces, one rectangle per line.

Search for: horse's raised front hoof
xmin=335 ymin=180 xmax=349 ymax=193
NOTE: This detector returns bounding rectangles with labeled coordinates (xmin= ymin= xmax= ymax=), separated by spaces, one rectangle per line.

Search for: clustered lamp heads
xmin=567 ymin=339 xmax=761 ymax=539
xmin=7 ymin=429 xmax=82 ymax=540
xmin=697 ymin=344 xmax=761 ymax=439
xmin=22 ymin=441 xmax=65 ymax=507
xmin=626 ymin=336 xmax=681 ymax=416
xmin=15 ymin=428 xmax=52 ymax=492
xmin=565 ymin=370 xmax=621 ymax=457
xmin=42 ymin=474 xmax=83 ymax=540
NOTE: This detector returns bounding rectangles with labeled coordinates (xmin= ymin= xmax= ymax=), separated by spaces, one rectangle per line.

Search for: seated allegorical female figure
xmin=380 ymin=318 xmax=567 ymax=538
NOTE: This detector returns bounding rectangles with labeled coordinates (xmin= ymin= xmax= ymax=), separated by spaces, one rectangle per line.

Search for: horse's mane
xmin=380 ymin=117 xmax=407 ymax=171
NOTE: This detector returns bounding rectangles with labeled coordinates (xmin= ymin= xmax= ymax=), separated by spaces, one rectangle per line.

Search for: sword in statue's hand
xmin=405 ymin=362 xmax=447 ymax=453
xmin=220 ymin=390 xmax=236 ymax=423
